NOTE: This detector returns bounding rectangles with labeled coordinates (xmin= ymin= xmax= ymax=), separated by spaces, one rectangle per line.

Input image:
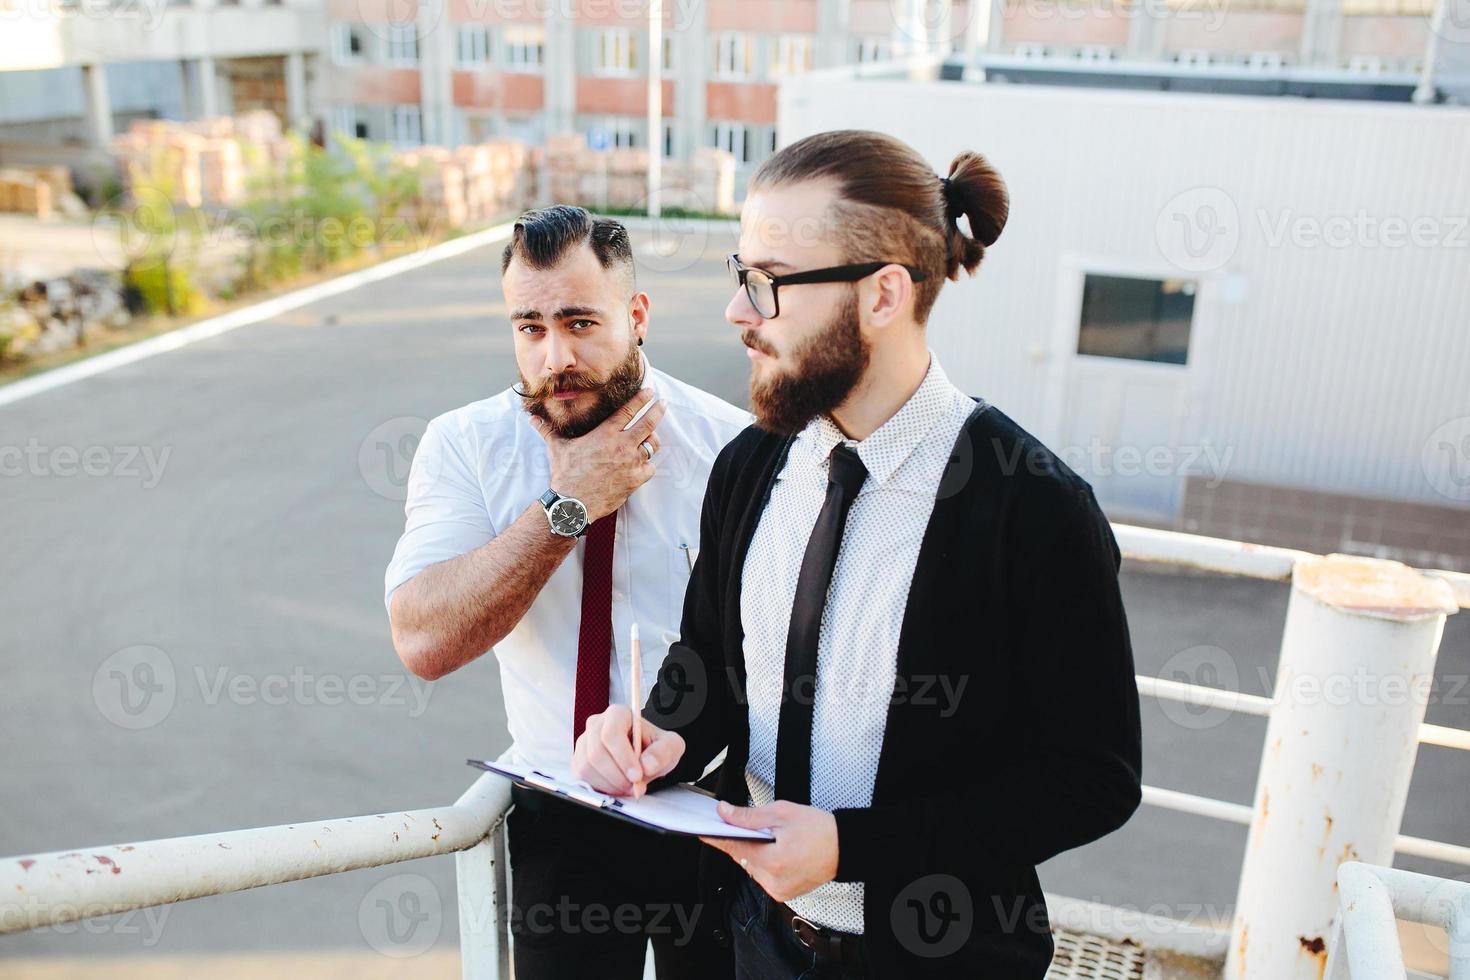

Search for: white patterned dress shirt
xmin=740 ymin=351 xmax=979 ymax=933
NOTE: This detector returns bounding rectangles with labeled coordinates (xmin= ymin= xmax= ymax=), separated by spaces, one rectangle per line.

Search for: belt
xmin=771 ymin=899 xmax=867 ymax=970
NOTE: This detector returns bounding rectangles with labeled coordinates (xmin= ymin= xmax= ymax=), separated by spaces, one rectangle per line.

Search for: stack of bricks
xmin=0 ymin=166 xmax=73 ymax=219
xmin=394 ymin=138 xmax=538 ymax=232
xmin=540 ymin=134 xmax=737 ymax=215
xmin=109 ymin=111 xmax=286 ymax=210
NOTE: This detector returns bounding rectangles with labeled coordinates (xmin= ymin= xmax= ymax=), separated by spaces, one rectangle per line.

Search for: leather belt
xmin=771 ymin=900 xmax=867 ymax=970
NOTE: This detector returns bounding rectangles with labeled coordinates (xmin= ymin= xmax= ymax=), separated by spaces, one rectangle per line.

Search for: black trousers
xmin=506 ymin=783 xmax=733 ymax=979
xmin=726 ymin=874 xmax=874 ymax=980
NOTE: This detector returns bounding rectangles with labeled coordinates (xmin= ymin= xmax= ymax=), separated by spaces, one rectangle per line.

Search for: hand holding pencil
xmin=570 ymin=624 xmax=688 ymax=798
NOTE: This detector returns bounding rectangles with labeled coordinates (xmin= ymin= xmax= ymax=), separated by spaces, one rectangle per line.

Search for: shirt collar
xmin=796 ymin=351 xmax=960 ymax=488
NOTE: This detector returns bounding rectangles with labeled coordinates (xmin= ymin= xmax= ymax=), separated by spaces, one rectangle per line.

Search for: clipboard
xmin=469 ymin=758 xmax=775 ymax=842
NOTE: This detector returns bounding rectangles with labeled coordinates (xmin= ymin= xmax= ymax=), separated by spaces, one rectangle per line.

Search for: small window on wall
xmin=1077 ymin=274 xmax=1195 ymax=365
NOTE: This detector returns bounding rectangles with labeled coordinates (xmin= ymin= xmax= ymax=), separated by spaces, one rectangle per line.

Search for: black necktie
xmin=774 ymin=442 xmax=869 ymax=805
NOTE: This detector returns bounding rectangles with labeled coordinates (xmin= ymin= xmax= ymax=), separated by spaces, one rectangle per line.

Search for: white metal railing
xmin=1 ymin=525 xmax=1467 ymax=979
xmin=0 ymin=773 xmax=513 ymax=943
xmin=1324 ymin=862 xmax=1470 ymax=979
xmin=1114 ymin=523 xmax=1470 ymax=869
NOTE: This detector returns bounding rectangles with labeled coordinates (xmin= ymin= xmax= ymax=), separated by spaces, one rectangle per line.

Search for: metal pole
xmin=647 ymin=0 xmax=662 ymax=217
xmin=1225 ymin=554 xmax=1458 ymax=980
xmin=1415 ymin=0 xmax=1446 ymax=104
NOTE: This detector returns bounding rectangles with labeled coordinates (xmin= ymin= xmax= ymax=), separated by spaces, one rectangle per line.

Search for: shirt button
xmin=612 ymin=590 xmax=625 ymax=603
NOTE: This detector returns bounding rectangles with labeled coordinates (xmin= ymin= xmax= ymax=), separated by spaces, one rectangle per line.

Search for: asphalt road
xmin=1 ymin=230 xmax=1466 ymax=965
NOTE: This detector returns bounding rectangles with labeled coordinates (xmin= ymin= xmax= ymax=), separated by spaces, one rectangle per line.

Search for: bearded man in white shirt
xmin=385 ymin=206 xmax=750 ymax=978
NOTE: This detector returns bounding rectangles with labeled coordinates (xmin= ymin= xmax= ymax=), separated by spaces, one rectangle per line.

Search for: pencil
xmin=630 ymin=621 xmax=643 ymax=796
xmin=621 ymin=396 xmax=656 ymax=432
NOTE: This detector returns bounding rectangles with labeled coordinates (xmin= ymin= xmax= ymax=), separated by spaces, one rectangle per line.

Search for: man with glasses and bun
xmin=385 ymin=206 xmax=749 ymax=978
xmin=573 ymin=131 xmax=1143 ymax=977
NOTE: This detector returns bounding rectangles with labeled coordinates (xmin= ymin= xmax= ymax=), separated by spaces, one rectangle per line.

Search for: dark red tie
xmin=572 ymin=509 xmax=618 ymax=747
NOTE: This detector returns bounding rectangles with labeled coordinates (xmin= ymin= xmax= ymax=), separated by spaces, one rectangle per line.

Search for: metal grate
xmin=1046 ymin=929 xmax=1147 ymax=980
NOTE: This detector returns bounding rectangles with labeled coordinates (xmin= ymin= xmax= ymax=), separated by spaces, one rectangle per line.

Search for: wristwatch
xmin=538 ymin=488 xmax=590 ymax=538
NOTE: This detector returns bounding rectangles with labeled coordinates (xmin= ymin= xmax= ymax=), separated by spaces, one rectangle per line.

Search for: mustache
xmin=741 ymin=330 xmax=778 ymax=358
xmin=513 ymin=371 xmax=607 ymax=400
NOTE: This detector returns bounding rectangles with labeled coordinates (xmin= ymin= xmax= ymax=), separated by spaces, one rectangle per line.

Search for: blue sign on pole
xmin=587 ymin=127 xmax=610 ymax=152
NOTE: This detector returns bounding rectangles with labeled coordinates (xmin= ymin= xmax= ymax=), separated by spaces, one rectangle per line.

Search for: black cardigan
xmin=644 ymin=399 xmax=1143 ymax=977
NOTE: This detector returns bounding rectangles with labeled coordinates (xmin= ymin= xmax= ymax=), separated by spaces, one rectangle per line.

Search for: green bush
xmin=125 ymin=262 xmax=204 ymax=317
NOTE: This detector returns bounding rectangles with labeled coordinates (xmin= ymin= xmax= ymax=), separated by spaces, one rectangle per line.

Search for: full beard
xmin=519 ymin=340 xmax=645 ymax=438
xmin=746 ymin=290 xmax=869 ymax=436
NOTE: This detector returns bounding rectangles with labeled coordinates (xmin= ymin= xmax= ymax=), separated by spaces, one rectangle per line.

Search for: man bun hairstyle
xmin=751 ymin=130 xmax=1008 ymax=322
xmin=500 ymin=204 xmax=636 ymax=292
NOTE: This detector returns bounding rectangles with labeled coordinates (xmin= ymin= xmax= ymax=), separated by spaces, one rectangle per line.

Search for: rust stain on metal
xmin=1299 ymin=935 xmax=1327 ymax=980
xmin=1235 ymin=923 xmax=1248 ymax=967
xmin=117 ymin=846 xmax=135 ymax=852
xmin=1296 ymin=554 xmax=1457 ymax=619
xmin=1338 ymin=842 xmax=1358 ymax=864
xmin=92 ymin=855 xmax=120 ymax=875
xmin=432 ymin=818 xmax=442 ymax=831
xmin=1310 ymin=763 xmax=1322 ymax=779
xmin=392 ymin=833 xmax=400 ymax=843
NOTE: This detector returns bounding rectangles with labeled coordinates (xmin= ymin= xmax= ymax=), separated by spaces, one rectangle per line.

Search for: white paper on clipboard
xmin=469 ymin=758 xmax=775 ymax=842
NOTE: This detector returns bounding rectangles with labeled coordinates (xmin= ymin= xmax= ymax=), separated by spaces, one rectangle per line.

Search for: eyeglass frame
xmin=726 ymin=253 xmax=929 ymax=319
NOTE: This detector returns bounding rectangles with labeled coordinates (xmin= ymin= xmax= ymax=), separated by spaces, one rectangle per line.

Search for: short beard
xmin=746 ymin=290 xmax=869 ymax=436
xmin=519 ymin=340 xmax=644 ymax=438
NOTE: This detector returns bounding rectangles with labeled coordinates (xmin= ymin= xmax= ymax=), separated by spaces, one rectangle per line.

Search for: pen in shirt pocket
xmin=678 ymin=540 xmax=693 ymax=573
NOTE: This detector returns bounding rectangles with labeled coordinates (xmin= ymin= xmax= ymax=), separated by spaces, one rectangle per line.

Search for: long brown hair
xmin=750 ymin=129 xmax=1008 ymax=322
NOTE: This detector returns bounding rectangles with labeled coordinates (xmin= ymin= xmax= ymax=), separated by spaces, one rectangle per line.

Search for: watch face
xmin=549 ymin=498 xmax=588 ymax=535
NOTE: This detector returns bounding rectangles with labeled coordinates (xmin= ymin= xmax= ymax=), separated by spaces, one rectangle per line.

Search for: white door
xmin=1044 ymin=263 xmax=1202 ymax=522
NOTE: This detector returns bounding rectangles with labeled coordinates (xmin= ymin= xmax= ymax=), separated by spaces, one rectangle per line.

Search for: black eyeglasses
xmin=726 ymin=253 xmax=928 ymax=319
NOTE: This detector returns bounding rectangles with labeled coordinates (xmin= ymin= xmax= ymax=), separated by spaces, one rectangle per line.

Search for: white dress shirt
xmin=740 ymin=351 xmax=978 ymax=933
xmin=386 ymin=351 xmax=751 ymax=770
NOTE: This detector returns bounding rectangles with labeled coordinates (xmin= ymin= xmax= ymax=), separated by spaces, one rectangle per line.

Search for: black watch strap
xmin=538 ymin=488 xmax=560 ymax=512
